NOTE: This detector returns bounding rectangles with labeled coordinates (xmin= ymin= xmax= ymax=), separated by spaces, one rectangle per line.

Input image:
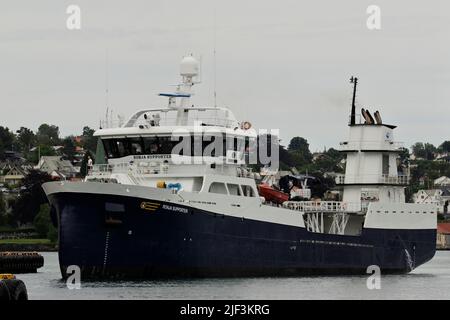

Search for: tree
xmin=411 ymin=142 xmax=425 ymax=159
xmin=29 ymin=144 xmax=56 ymax=164
xmin=0 ymin=192 xmax=7 ymax=225
xmin=82 ymin=126 xmax=98 ymax=152
xmin=62 ymin=136 xmax=77 ymax=161
xmin=310 ymin=148 xmax=344 ymax=173
xmin=412 ymin=142 xmax=436 ymax=161
xmin=37 ymin=124 xmax=60 ymax=146
xmin=439 ymin=141 xmax=450 ymax=153
xmin=33 ymin=204 xmax=58 ymax=242
xmin=0 ymin=126 xmax=16 ymax=159
xmin=287 ymin=137 xmax=313 ymax=168
xmin=398 ymin=147 xmax=410 ymax=165
xmin=16 ymin=127 xmax=36 ymax=154
xmin=11 ymin=170 xmax=52 ymax=226
xmin=423 ymin=143 xmax=437 ymax=160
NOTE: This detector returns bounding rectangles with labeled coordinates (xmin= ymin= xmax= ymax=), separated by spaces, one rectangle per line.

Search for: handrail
xmin=283 ymin=201 xmax=364 ymax=213
xmin=335 ymin=174 xmax=410 ymax=185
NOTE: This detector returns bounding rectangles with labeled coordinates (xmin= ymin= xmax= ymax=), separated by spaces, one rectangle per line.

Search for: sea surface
xmin=18 ymin=251 xmax=450 ymax=300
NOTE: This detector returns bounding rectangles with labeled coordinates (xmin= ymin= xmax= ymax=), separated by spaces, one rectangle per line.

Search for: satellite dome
xmin=180 ymin=55 xmax=199 ymax=77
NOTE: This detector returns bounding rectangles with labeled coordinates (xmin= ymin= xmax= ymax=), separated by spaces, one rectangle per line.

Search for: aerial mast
xmin=349 ymin=76 xmax=358 ymax=126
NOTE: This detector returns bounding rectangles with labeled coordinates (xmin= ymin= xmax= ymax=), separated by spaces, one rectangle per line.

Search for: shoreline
xmin=0 ymin=243 xmax=58 ymax=252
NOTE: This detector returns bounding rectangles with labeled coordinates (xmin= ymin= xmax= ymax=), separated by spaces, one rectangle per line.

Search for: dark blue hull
xmin=47 ymin=192 xmax=436 ymax=279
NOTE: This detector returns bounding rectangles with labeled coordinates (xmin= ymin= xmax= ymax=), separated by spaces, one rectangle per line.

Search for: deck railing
xmin=335 ymin=174 xmax=410 ymax=185
xmin=283 ymin=201 xmax=364 ymax=213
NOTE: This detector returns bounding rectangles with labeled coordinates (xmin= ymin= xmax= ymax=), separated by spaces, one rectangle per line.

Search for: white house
xmin=413 ymin=189 xmax=442 ymax=206
xmin=434 ymin=176 xmax=450 ymax=187
xmin=413 ymin=188 xmax=450 ymax=213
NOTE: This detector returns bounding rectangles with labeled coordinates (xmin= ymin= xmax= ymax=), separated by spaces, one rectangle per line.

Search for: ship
xmin=43 ymin=57 xmax=437 ymax=279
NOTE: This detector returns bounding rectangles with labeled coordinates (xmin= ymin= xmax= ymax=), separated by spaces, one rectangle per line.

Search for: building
xmin=435 ymin=153 xmax=450 ymax=163
xmin=413 ymin=189 xmax=442 ymax=205
xmin=437 ymin=223 xmax=450 ymax=250
xmin=0 ymin=161 xmax=28 ymax=186
xmin=36 ymin=156 xmax=78 ymax=180
xmin=435 ymin=176 xmax=450 ymax=187
xmin=413 ymin=188 xmax=450 ymax=214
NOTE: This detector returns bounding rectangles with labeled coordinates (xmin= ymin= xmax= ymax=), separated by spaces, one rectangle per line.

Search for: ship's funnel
xmin=374 ymin=110 xmax=382 ymax=124
xmin=361 ymin=108 xmax=374 ymax=125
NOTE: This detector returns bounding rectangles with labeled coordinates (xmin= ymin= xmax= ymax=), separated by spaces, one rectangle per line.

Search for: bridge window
xmin=209 ymin=182 xmax=227 ymax=195
xmin=227 ymin=183 xmax=241 ymax=196
xmin=241 ymin=185 xmax=255 ymax=197
xmin=102 ymin=134 xmax=251 ymax=159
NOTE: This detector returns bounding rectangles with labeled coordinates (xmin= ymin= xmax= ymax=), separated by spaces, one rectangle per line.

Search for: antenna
xmin=213 ymin=0 xmax=217 ymax=108
xmin=349 ymin=76 xmax=358 ymax=126
xmin=103 ymin=49 xmax=110 ymax=129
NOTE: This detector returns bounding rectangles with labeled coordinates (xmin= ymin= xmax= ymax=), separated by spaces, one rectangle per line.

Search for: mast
xmin=349 ymin=76 xmax=358 ymax=126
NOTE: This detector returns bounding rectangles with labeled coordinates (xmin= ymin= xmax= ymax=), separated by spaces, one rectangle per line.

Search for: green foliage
xmin=11 ymin=170 xmax=53 ymax=226
xmin=439 ymin=141 xmax=450 ymax=153
xmin=33 ymin=203 xmax=57 ymax=242
xmin=309 ymin=148 xmax=344 ymax=173
xmin=0 ymin=192 xmax=7 ymax=225
xmin=62 ymin=136 xmax=77 ymax=161
xmin=37 ymin=124 xmax=60 ymax=146
xmin=33 ymin=204 xmax=51 ymax=237
xmin=16 ymin=127 xmax=36 ymax=154
xmin=82 ymin=126 xmax=98 ymax=152
xmin=411 ymin=142 xmax=437 ymax=160
xmin=288 ymin=137 xmax=312 ymax=162
xmin=0 ymin=126 xmax=16 ymax=159
xmin=28 ymin=144 xmax=56 ymax=164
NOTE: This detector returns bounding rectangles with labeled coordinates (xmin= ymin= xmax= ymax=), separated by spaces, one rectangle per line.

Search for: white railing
xmin=283 ymin=201 xmax=364 ymax=213
xmin=380 ymin=174 xmax=410 ymax=185
xmin=101 ymin=109 xmax=238 ymax=129
xmin=335 ymin=174 xmax=410 ymax=185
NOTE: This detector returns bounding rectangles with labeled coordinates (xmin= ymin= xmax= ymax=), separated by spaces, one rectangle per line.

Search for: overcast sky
xmin=0 ymin=0 xmax=449 ymax=151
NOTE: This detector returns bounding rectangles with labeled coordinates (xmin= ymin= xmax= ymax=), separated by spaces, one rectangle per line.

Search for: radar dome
xmin=180 ymin=56 xmax=199 ymax=77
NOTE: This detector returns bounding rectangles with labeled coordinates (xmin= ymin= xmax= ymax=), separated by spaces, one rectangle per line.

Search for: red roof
xmin=437 ymin=223 xmax=450 ymax=234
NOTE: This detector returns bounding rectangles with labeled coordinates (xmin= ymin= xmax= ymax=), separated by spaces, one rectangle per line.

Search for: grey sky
xmin=0 ymin=0 xmax=449 ymax=152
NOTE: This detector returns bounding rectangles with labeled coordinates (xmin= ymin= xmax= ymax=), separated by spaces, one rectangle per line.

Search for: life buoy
xmin=241 ymin=121 xmax=252 ymax=130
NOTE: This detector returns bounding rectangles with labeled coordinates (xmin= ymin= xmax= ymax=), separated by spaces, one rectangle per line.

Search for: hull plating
xmin=48 ymin=192 xmax=436 ymax=279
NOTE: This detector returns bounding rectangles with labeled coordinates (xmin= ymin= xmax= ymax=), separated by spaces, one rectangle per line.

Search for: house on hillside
xmin=0 ymin=161 xmax=28 ymax=186
xmin=36 ymin=156 xmax=78 ymax=180
xmin=413 ymin=188 xmax=450 ymax=214
xmin=435 ymin=176 xmax=450 ymax=187
xmin=435 ymin=153 xmax=450 ymax=163
xmin=413 ymin=189 xmax=441 ymax=207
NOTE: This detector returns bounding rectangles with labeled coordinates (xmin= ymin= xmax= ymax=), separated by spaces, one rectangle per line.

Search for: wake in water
xmin=404 ymin=249 xmax=415 ymax=272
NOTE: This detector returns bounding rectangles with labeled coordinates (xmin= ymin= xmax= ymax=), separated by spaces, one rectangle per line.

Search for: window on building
xmin=382 ymin=154 xmax=389 ymax=175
